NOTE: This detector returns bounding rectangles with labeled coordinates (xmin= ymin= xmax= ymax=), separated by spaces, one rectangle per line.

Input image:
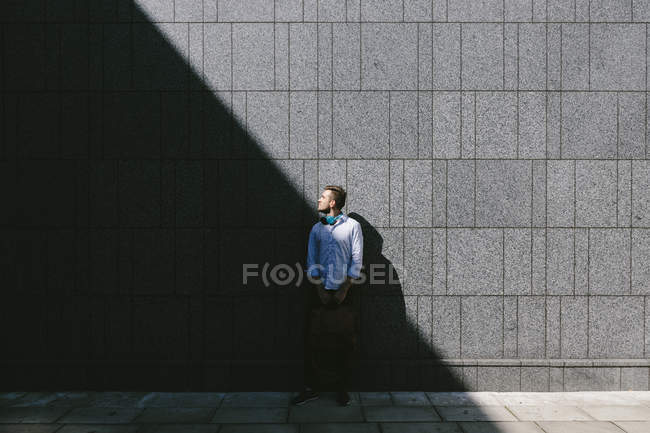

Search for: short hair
xmin=324 ymin=185 xmax=346 ymax=210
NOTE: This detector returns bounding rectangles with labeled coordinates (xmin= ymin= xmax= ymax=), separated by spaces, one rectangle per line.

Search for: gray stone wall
xmin=1 ymin=1 xmax=649 ymax=391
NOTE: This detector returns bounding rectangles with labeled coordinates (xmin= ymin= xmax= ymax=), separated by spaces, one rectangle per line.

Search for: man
xmin=291 ymin=185 xmax=363 ymax=407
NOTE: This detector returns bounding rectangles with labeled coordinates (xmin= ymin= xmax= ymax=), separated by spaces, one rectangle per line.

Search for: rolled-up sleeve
xmin=306 ymin=225 xmax=321 ymax=277
xmin=347 ymin=223 xmax=363 ymax=278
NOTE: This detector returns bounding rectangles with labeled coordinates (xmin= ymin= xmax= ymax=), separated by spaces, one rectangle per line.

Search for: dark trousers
xmin=302 ymin=282 xmax=355 ymax=391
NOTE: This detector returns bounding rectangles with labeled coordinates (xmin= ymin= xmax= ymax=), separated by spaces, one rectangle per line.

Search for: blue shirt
xmin=306 ymin=212 xmax=364 ymax=290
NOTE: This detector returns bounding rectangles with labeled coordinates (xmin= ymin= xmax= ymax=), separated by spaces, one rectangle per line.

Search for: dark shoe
xmin=336 ymin=390 xmax=350 ymax=406
xmin=291 ymin=388 xmax=319 ymax=405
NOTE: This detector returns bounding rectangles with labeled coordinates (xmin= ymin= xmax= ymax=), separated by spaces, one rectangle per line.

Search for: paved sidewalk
xmin=1 ymin=391 xmax=650 ymax=432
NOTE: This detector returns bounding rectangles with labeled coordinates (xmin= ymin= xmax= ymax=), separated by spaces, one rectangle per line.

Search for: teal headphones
xmin=321 ymin=213 xmax=343 ymax=225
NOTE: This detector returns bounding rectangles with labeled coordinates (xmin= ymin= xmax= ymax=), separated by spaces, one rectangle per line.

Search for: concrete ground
xmin=1 ymin=391 xmax=650 ymax=432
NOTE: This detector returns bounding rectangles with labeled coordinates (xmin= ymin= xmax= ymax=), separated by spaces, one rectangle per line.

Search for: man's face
xmin=317 ymin=190 xmax=334 ymax=212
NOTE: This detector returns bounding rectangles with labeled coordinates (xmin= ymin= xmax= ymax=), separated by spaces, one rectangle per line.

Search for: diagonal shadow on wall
xmin=0 ymin=0 xmax=469 ymax=394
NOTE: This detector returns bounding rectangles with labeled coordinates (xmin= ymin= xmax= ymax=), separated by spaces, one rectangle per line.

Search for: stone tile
xmin=519 ymin=93 xmax=546 ymax=159
xmin=504 ymin=24 xmax=518 ymax=90
xmin=632 ymin=161 xmax=650 ymax=227
xmin=390 ymin=92 xmax=418 ymax=157
xmin=621 ymin=368 xmax=650 ymax=391
xmin=347 ymin=160 xmax=389 ymax=227
xmin=57 ymin=427 xmax=140 ymax=433
xmin=289 ymin=406 xmax=363 ymax=423
xmin=276 ymin=0 xmax=304 ymax=21
xmin=232 ymin=24 xmax=274 ymax=90
xmin=419 ymin=94 xmax=434 ymax=158
xmin=547 ymin=161 xmax=574 ymax=227
xmin=432 ymin=296 xmax=461 ymax=358
xmin=461 ymin=296 xmax=503 ymax=358
xmin=618 ymin=161 xmax=633 ymax=227
xmin=561 ymin=296 xmax=589 ymax=359
xmin=289 ymin=23 xmax=317 ymax=90
xmin=361 ymin=24 xmax=418 ymax=90
xmin=562 ymin=92 xmax=617 ymax=159
xmin=477 ymin=367 xmax=521 ymax=392
xmin=546 ymin=297 xmax=561 ymax=357
xmin=333 ymin=92 xmax=389 ymax=158
xmin=447 ymin=160 xmax=474 ymax=227
xmin=461 ymin=91 xmax=476 ymax=157
xmin=476 ymin=160 xmax=531 ymax=226
xmin=547 ymin=229 xmax=574 ymax=295
xmin=507 ymin=405 xmax=594 ymax=421
xmin=564 ymin=368 xmax=620 ymax=392
xmin=57 ymin=407 xmax=142 ymax=424
xmin=86 ymin=392 xmax=150 ymax=408
xmin=519 ymin=24 xmax=546 ymax=90
xmin=218 ymin=0 xmax=273 ymax=21
xmin=504 ymin=296 xmax=518 ymax=357
xmin=432 ymin=92 xmax=461 ymax=158
xmin=433 ymin=24 xmax=461 ymax=90
xmin=363 ymin=406 xmax=441 ymax=422
xmin=521 ymin=367 xmax=551 ymax=392
xmin=581 ymin=406 xmax=650 ymax=421
xmin=475 ymin=92 xmax=517 ymax=157
xmin=537 ymin=421 xmax=627 ymax=433
xmin=361 ymin=0 xmax=403 ymax=21
xmin=203 ymin=24 xmax=231 ymax=90
xmin=404 ymin=228 xmax=432 ymax=295
xmin=381 ymin=422 xmax=462 ymax=433
xmin=632 ymin=230 xmax=650 ymax=295
xmin=317 ymin=24 xmax=332 ymax=90
xmin=275 ymin=23 xmax=289 ymax=90
xmin=405 ymin=0 xmax=433 ymax=22
xmin=448 ymin=229 xmax=503 ymax=295
xmin=615 ymin=421 xmax=650 ymax=433
xmin=219 ymin=425 xmax=297 ymax=433
xmin=618 ymin=92 xmax=646 ymax=159
xmin=333 ymin=23 xmax=360 ymax=90
xmin=432 ymin=162 xmax=447 ymax=227
xmin=137 ymin=392 xmax=224 ymax=407
xmin=591 ymin=24 xmax=645 ymax=90
xmin=546 ymin=24 xmax=561 ymax=90
xmin=437 ymin=406 xmax=517 ymax=421
xmin=547 ymin=92 xmax=561 ymax=156
xmin=448 ymin=0 xmax=503 ymax=21
xmin=317 ymin=0 xmax=346 ymax=21
xmin=317 ymin=92 xmax=333 ymax=156
xmin=389 ymin=160 xmax=404 ymax=226
xmin=390 ymin=392 xmax=431 ymax=406
xmin=0 ymin=407 xmax=70 ymax=423
xmin=591 ymin=0 xmax=632 ymax=21
xmin=290 ymin=92 xmax=318 ymax=158
xmin=134 ymin=408 xmax=213 ymax=423
xmin=425 ymin=393 xmax=501 ymax=406
xmin=589 ymin=296 xmax=644 ymax=358
xmin=458 ymin=422 xmax=544 ymax=433
xmin=221 ymin=392 xmax=289 ymax=407
xmin=562 ymin=24 xmax=590 ymax=90
xmin=302 ymin=423 xmax=379 ymax=433
xmin=359 ymin=392 xmax=392 ymax=406
xmin=211 ymin=407 xmax=287 ymax=423
xmin=246 ymin=92 xmax=289 ymax=158
xmin=462 ymin=24 xmax=503 ymax=90
xmin=576 ymin=161 xmax=617 ymax=227
xmin=404 ymin=160 xmax=432 ymax=227
xmin=589 ymin=229 xmax=631 ymax=295
xmin=505 ymin=0 xmax=532 ymax=22
xmin=518 ymin=296 xmax=546 ymax=358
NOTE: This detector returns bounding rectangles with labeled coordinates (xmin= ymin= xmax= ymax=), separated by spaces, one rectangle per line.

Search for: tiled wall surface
xmin=1 ymin=1 xmax=649 ymax=391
